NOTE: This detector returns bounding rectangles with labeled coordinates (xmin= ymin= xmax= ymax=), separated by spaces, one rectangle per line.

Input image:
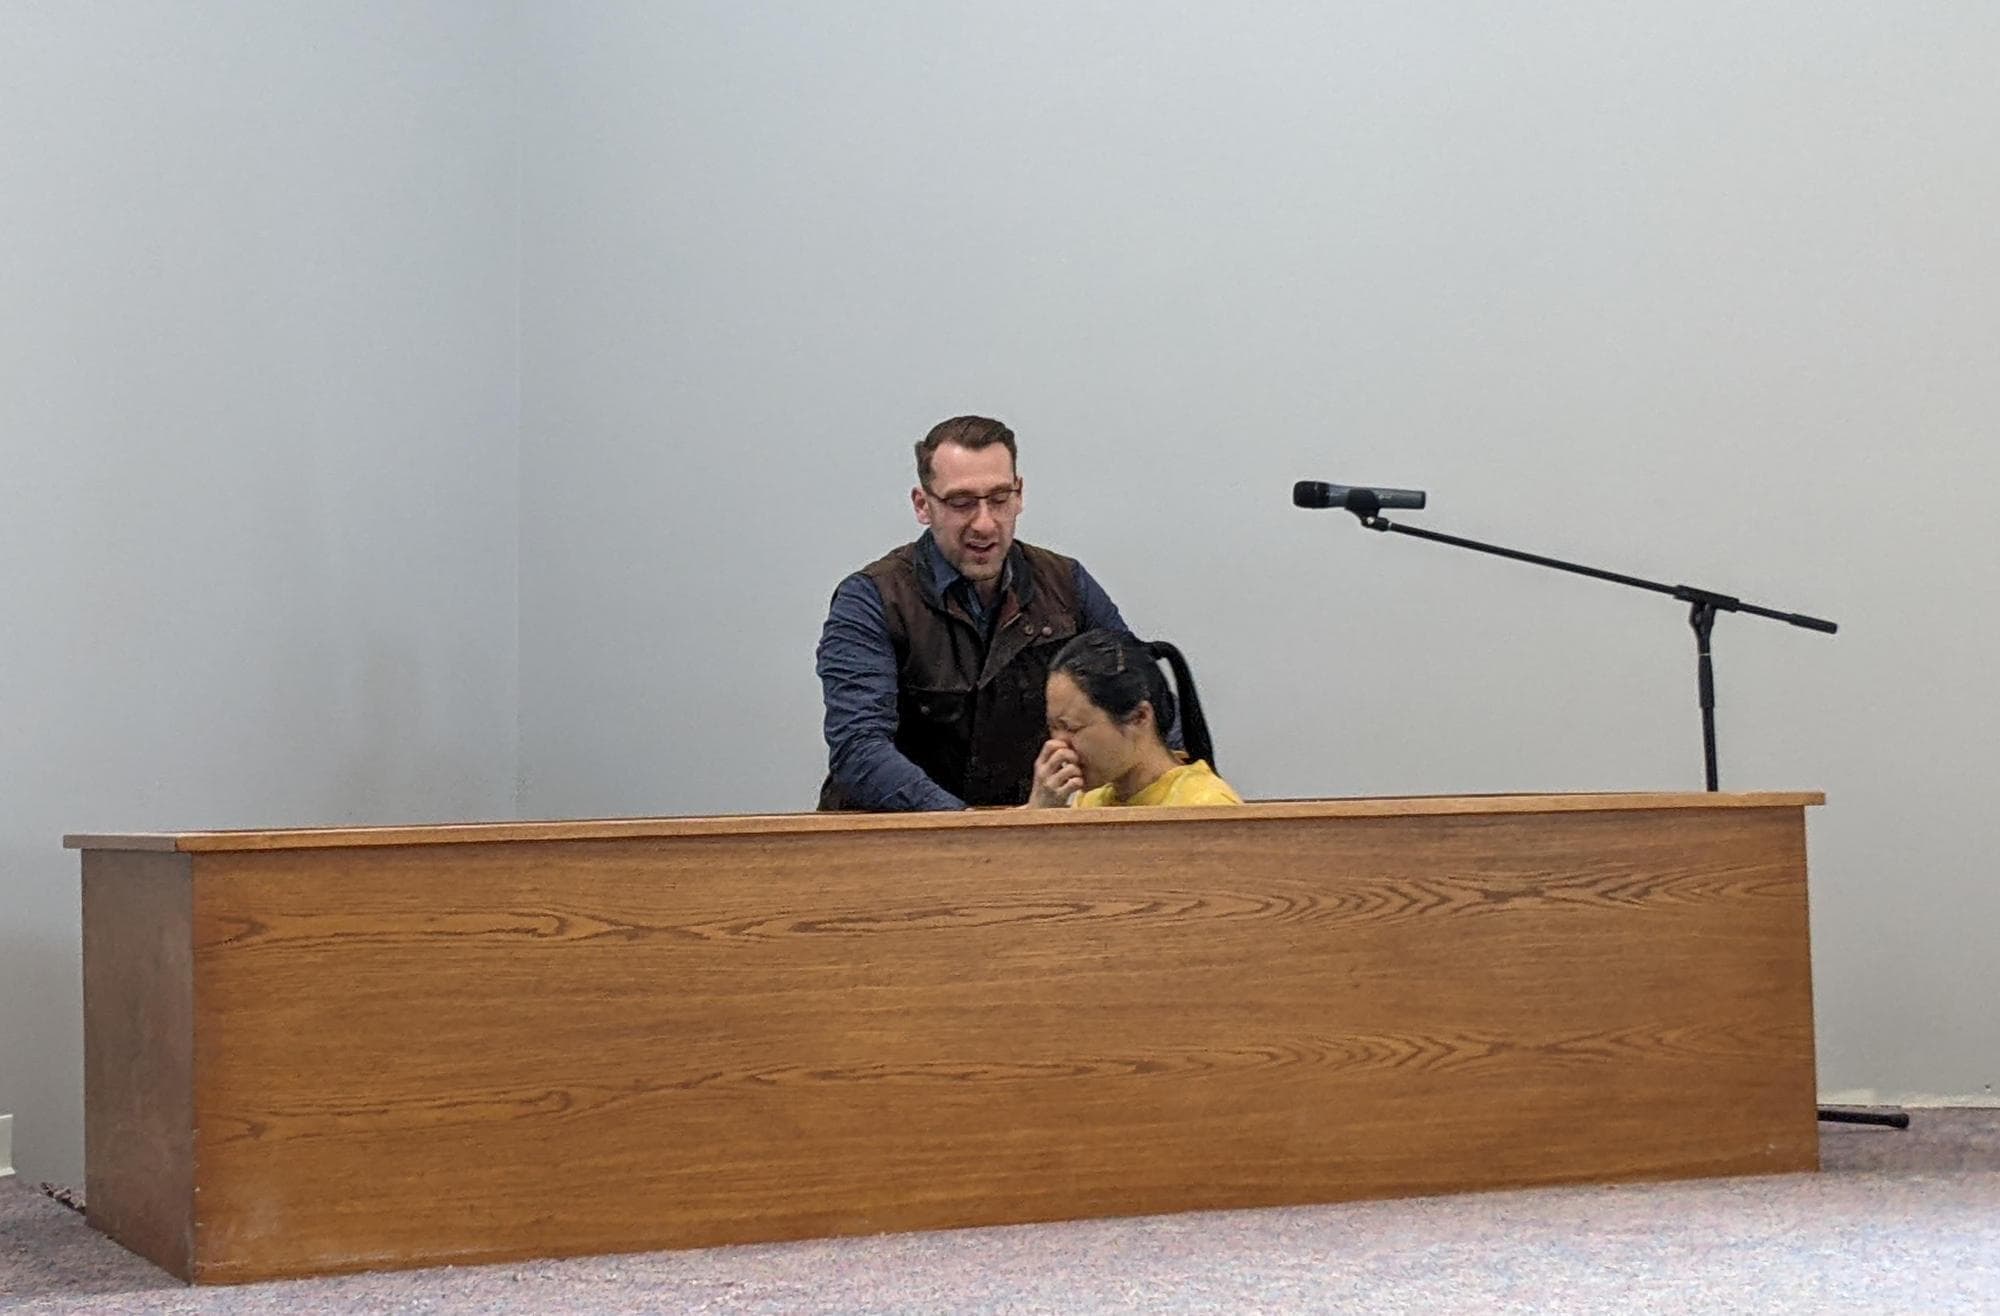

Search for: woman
xmin=1026 ymin=629 xmax=1243 ymax=808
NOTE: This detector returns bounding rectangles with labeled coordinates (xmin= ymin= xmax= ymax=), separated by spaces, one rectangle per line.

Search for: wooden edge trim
xmin=65 ymin=791 xmax=1825 ymax=853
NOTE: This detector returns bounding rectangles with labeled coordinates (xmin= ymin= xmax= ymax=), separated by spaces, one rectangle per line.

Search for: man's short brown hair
xmin=915 ymin=416 xmax=1017 ymax=488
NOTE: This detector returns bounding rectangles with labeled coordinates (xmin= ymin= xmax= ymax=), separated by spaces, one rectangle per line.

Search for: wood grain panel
xmin=175 ymin=803 xmax=1817 ymax=1281
xmin=82 ymin=850 xmax=196 ymax=1280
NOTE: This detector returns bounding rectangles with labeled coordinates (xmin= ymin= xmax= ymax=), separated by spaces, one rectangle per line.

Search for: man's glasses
xmin=926 ymin=481 xmax=1021 ymax=515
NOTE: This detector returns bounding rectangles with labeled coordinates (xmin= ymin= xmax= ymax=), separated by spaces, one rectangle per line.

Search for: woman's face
xmin=1045 ymin=671 xmax=1145 ymax=791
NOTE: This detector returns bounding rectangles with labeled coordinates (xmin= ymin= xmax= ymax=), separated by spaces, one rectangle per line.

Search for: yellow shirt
xmin=1073 ymin=760 xmax=1243 ymax=808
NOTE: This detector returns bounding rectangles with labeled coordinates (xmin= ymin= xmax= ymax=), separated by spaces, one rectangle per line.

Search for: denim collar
xmin=918 ymin=531 xmax=1017 ymax=623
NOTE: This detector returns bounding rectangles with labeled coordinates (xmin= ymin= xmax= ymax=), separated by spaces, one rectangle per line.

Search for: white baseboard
xmin=0 ymin=1114 xmax=12 ymax=1178
xmin=1821 ymin=1090 xmax=2000 ymax=1109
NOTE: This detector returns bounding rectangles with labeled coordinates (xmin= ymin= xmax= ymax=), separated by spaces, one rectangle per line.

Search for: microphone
xmin=1292 ymin=480 xmax=1427 ymax=512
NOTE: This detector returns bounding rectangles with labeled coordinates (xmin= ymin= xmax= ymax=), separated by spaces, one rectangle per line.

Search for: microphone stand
xmin=1336 ymin=492 xmax=1903 ymax=1131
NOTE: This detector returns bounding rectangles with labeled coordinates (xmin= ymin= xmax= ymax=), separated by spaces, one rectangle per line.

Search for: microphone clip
xmin=1340 ymin=488 xmax=1400 ymax=530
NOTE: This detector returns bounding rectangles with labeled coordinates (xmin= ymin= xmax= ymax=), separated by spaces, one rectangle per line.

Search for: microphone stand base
xmin=1817 ymin=1106 xmax=1911 ymax=1129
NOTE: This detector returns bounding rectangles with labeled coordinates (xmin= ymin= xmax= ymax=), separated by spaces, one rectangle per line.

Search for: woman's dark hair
xmin=1048 ymin=629 xmax=1216 ymax=771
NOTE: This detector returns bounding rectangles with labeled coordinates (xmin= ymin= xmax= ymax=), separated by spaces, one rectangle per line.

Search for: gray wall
xmin=516 ymin=2 xmax=1998 ymax=1107
xmin=4 ymin=1 xmax=1994 ymax=1187
xmin=0 ymin=3 xmax=521 ymax=1183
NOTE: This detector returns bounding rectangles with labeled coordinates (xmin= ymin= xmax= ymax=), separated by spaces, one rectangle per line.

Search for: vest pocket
xmin=907 ymin=686 xmax=972 ymax=726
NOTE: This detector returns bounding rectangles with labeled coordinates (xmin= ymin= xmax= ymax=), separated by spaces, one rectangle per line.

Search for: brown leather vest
xmin=818 ymin=540 xmax=1083 ymax=810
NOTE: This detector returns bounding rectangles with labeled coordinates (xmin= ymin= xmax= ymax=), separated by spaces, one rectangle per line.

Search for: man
xmin=817 ymin=415 xmax=1137 ymax=810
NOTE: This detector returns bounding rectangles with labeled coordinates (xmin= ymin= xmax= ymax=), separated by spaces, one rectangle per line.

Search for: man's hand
xmin=1026 ymin=738 xmax=1084 ymax=808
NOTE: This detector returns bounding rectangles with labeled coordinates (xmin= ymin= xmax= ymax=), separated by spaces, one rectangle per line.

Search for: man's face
xmin=912 ymin=441 xmax=1023 ymax=588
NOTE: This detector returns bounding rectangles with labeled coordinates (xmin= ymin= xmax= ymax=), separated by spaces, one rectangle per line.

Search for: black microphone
xmin=1292 ymin=480 xmax=1427 ymax=512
